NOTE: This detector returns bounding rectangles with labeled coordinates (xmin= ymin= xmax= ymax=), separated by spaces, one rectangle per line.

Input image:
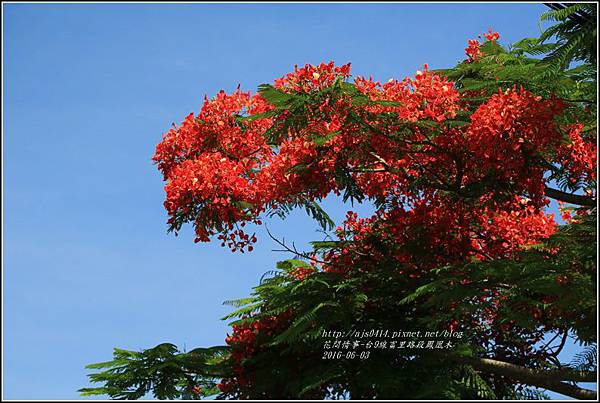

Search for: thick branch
xmin=544 ymin=186 xmax=596 ymax=207
xmin=456 ymin=356 xmax=597 ymax=400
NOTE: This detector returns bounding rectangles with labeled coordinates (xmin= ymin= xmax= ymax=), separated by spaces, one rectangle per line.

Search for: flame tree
xmin=81 ymin=4 xmax=597 ymax=400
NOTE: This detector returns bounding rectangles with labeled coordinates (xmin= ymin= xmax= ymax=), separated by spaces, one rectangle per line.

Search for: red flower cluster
xmin=153 ymin=52 xmax=583 ymax=261
xmin=484 ymin=28 xmax=500 ymax=41
xmin=274 ymin=61 xmax=351 ymax=93
xmin=465 ymin=29 xmax=499 ymax=62
xmin=557 ymin=123 xmax=597 ymax=183
xmin=355 ymin=64 xmax=460 ymax=123
xmin=465 ymin=39 xmax=483 ymax=62
xmin=153 ymin=62 xmax=472 ymax=251
xmin=152 ymin=88 xmax=274 ymax=250
xmin=289 ymin=265 xmax=315 ymax=281
xmin=465 ymin=87 xmax=565 ymax=205
xmin=218 ymin=312 xmax=292 ymax=397
xmin=324 ymin=194 xmax=556 ymax=277
xmin=475 ymin=197 xmax=556 ymax=258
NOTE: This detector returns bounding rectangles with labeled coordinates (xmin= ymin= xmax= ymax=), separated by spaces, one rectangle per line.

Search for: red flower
xmin=483 ymin=28 xmax=500 ymax=41
xmin=465 ymin=39 xmax=483 ymax=62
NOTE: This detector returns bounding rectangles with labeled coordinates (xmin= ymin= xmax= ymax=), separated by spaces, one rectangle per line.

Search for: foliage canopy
xmin=81 ymin=4 xmax=597 ymax=400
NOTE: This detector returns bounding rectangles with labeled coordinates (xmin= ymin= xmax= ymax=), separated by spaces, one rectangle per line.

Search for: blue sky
xmin=2 ymin=2 xmax=591 ymax=400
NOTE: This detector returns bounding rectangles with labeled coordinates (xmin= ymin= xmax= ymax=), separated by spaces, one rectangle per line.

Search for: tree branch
xmin=265 ymin=225 xmax=328 ymax=265
xmin=455 ymin=356 xmax=597 ymax=400
xmin=544 ymin=186 xmax=596 ymax=207
xmin=551 ymin=330 xmax=569 ymax=358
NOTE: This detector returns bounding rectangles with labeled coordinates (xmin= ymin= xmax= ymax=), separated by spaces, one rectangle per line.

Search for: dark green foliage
xmin=268 ymin=199 xmax=335 ymax=231
xmin=83 ymin=211 xmax=596 ymax=398
xmin=81 ymin=216 xmax=597 ymax=399
xmin=539 ymin=4 xmax=596 ymax=71
xmin=79 ymin=344 xmax=228 ymax=399
xmin=569 ymin=344 xmax=597 ymax=373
